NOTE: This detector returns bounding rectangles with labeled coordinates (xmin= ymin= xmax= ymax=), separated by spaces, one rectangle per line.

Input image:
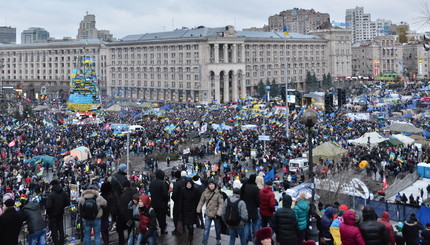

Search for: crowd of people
xmin=0 ymin=81 xmax=429 ymax=244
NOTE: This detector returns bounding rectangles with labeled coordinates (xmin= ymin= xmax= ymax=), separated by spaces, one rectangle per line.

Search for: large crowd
xmin=0 ymin=82 xmax=429 ymax=244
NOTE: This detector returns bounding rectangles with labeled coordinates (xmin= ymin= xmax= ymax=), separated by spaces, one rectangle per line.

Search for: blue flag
xmin=264 ymin=168 xmax=275 ymax=182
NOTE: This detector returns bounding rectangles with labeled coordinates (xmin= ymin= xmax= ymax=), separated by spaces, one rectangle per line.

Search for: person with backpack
xmin=21 ymin=197 xmax=47 ymax=245
xmin=78 ymin=185 xmax=107 ymax=245
xmin=222 ymin=187 xmax=248 ymax=245
xmin=45 ymin=179 xmax=70 ymax=245
xmin=197 ymin=178 xmax=224 ymax=245
xmin=138 ymin=194 xmax=158 ymax=245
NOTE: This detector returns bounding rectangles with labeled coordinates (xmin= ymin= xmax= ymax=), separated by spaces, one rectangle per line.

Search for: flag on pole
xmin=283 ymin=25 xmax=289 ymax=35
xmin=383 ymin=175 xmax=388 ymax=189
xmin=264 ymin=168 xmax=275 ymax=182
xmin=8 ymin=140 xmax=16 ymax=148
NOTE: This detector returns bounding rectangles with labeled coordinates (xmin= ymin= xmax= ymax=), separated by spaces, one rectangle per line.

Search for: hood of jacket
xmin=52 ymin=185 xmax=64 ymax=193
xmin=23 ymin=202 xmax=40 ymax=212
xmin=248 ymin=174 xmax=257 ymax=185
xmin=185 ymin=178 xmax=194 ymax=189
xmin=282 ymin=194 xmax=292 ymax=208
xmin=155 ymin=169 xmax=165 ymax=180
xmin=343 ymin=210 xmax=356 ymax=225
xmin=362 ymin=205 xmax=376 ymax=221
xmin=82 ymin=189 xmax=99 ymax=199
xmin=262 ymin=185 xmax=272 ymax=193
xmin=258 ymin=171 xmax=265 ymax=177
xmin=324 ymin=206 xmax=336 ymax=219
xmin=381 ymin=211 xmax=390 ymax=222
xmin=295 ymin=199 xmax=308 ymax=211
xmin=140 ymin=194 xmax=151 ymax=209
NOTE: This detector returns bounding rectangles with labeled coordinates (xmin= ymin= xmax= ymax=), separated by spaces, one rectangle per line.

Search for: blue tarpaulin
xmin=423 ymin=130 xmax=430 ymax=138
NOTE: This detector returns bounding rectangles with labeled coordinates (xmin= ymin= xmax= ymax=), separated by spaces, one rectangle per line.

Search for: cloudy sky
xmin=1 ymin=0 xmax=429 ymax=43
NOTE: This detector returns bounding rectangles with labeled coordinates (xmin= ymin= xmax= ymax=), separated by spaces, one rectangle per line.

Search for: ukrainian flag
xmin=283 ymin=25 xmax=289 ymax=35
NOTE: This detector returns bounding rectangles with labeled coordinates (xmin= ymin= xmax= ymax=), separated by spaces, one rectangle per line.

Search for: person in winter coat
xmin=222 ymin=187 xmax=248 ymax=245
xmin=377 ymin=211 xmax=396 ymax=245
xmin=117 ymin=180 xmax=138 ymax=245
xmin=330 ymin=205 xmax=348 ymax=245
xmin=272 ymin=194 xmax=299 ymax=245
xmin=100 ymin=182 xmax=116 ymax=245
xmin=128 ymin=193 xmax=143 ymax=245
xmin=197 ymin=178 xmax=224 ymax=245
xmin=256 ymin=171 xmax=265 ymax=190
xmin=179 ymin=178 xmax=201 ymax=244
xmin=240 ymin=174 xmax=260 ymax=243
xmin=171 ymin=170 xmax=186 ymax=234
xmin=0 ymin=199 xmax=26 ymax=245
xmin=259 ymin=181 xmax=276 ymax=227
xmin=45 ymin=179 xmax=70 ymax=245
xmin=358 ymin=205 xmax=390 ymax=245
xmin=192 ymin=175 xmax=205 ymax=229
xmin=421 ymin=223 xmax=430 ymax=245
xmin=402 ymin=213 xmax=424 ymax=245
xmin=22 ymin=198 xmax=47 ymax=245
xmin=78 ymin=185 xmax=108 ymax=245
xmin=149 ymin=169 xmax=169 ymax=234
xmin=138 ymin=194 xmax=158 ymax=245
xmin=339 ymin=210 xmax=365 ymax=245
xmin=294 ymin=192 xmax=309 ymax=245
xmin=321 ymin=206 xmax=337 ymax=245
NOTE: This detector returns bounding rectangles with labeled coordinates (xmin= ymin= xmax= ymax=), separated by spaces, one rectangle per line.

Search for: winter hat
xmin=256 ymin=227 xmax=273 ymax=241
xmin=340 ymin=205 xmax=348 ymax=211
xmin=362 ymin=205 xmax=376 ymax=221
xmin=265 ymin=180 xmax=273 ymax=186
xmin=208 ymin=178 xmax=217 ymax=186
xmin=4 ymin=199 xmax=15 ymax=208
xmin=409 ymin=213 xmax=417 ymax=221
xmin=233 ymin=188 xmax=241 ymax=195
xmin=87 ymin=185 xmax=98 ymax=190
xmin=119 ymin=164 xmax=127 ymax=172
xmin=282 ymin=193 xmax=293 ymax=208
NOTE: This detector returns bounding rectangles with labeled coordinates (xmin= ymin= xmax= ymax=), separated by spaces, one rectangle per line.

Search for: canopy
xmin=389 ymin=122 xmax=423 ymax=134
xmin=70 ymin=146 xmax=92 ymax=161
xmin=378 ymin=138 xmax=403 ymax=147
xmin=347 ymin=132 xmax=388 ymax=147
xmin=310 ymin=142 xmax=347 ymax=161
xmin=392 ymin=134 xmax=415 ymax=145
xmin=24 ymin=155 xmax=57 ymax=169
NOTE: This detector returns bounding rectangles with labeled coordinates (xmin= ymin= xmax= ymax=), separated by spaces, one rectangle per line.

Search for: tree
xmin=305 ymin=71 xmax=319 ymax=92
xmin=322 ymin=73 xmax=333 ymax=91
xmin=257 ymin=79 xmax=266 ymax=98
xmin=271 ymin=79 xmax=280 ymax=97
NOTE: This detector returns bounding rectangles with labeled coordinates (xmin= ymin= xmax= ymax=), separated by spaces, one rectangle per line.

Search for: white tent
xmin=347 ymin=132 xmax=388 ymax=147
xmin=392 ymin=134 xmax=415 ymax=145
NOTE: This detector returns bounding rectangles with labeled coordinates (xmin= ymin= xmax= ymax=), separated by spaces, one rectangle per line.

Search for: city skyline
xmin=0 ymin=0 xmax=428 ymax=43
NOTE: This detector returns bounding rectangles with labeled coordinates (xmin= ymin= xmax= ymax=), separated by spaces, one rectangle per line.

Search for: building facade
xmin=351 ymin=36 xmax=403 ymax=77
xmin=21 ymin=27 xmax=50 ymax=44
xmin=402 ymin=42 xmax=430 ymax=79
xmin=267 ymin=8 xmax=330 ymax=34
xmin=0 ymin=26 xmax=345 ymax=104
xmin=77 ymin=13 xmax=114 ymax=41
xmin=0 ymin=26 xmax=16 ymax=44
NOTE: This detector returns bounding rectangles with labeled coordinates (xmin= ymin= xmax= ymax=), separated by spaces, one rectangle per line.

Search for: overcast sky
xmin=1 ymin=0 xmax=429 ymax=43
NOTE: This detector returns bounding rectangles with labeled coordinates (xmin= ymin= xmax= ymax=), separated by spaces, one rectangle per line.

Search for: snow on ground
xmin=387 ymin=178 xmax=430 ymax=202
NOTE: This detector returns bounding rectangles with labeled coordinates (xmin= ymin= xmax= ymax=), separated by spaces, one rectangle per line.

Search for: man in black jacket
xmin=0 ymin=199 xmax=26 ymax=245
xmin=358 ymin=205 xmax=390 ymax=245
xmin=402 ymin=213 xmax=424 ymax=245
xmin=240 ymin=174 xmax=260 ymax=243
xmin=46 ymin=179 xmax=70 ymax=245
xmin=272 ymin=194 xmax=298 ymax=245
xmin=22 ymin=198 xmax=47 ymax=245
xmin=171 ymin=170 xmax=186 ymax=234
xmin=117 ymin=180 xmax=137 ymax=245
xmin=149 ymin=169 xmax=169 ymax=234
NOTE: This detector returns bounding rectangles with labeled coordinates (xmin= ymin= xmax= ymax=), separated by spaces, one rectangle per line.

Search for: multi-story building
xmin=308 ymin=28 xmax=353 ymax=78
xmin=0 ymin=26 xmax=16 ymax=44
xmin=21 ymin=27 xmax=50 ymax=44
xmin=266 ymin=8 xmax=330 ymax=35
xmin=77 ymin=13 xmax=114 ymax=41
xmin=351 ymin=36 xmax=403 ymax=77
xmin=346 ymin=6 xmax=392 ymax=44
xmin=0 ymin=26 xmax=346 ymax=103
xmin=402 ymin=42 xmax=430 ymax=79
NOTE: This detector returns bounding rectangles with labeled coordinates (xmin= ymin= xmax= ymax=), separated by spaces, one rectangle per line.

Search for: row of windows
xmin=110 ymin=80 xmax=199 ymax=89
xmin=111 ymin=51 xmax=199 ymax=60
xmin=110 ymin=44 xmax=199 ymax=53
xmin=111 ymin=73 xmax=199 ymax=81
xmin=245 ymin=44 xmax=325 ymax=50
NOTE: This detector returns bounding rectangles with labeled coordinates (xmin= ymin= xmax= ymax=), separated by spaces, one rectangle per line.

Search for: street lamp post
xmin=302 ymin=108 xmax=319 ymax=243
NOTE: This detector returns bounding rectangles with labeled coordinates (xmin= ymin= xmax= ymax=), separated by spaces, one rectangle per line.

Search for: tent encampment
xmin=347 ymin=132 xmax=388 ymax=147
xmin=311 ymin=142 xmax=348 ymax=160
xmin=389 ymin=122 xmax=423 ymax=134
xmin=392 ymin=134 xmax=415 ymax=145
xmin=378 ymin=138 xmax=403 ymax=147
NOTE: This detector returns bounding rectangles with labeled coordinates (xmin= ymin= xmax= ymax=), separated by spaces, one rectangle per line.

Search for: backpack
xmin=225 ymin=198 xmax=241 ymax=226
xmin=139 ymin=208 xmax=153 ymax=233
xmin=80 ymin=196 xmax=98 ymax=220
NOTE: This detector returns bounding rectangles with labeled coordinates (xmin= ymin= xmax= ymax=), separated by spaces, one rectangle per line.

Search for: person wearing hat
xmin=22 ymin=196 xmax=47 ymax=245
xmin=272 ymin=193 xmax=298 ymax=245
xmin=110 ymin=163 xmax=128 ymax=198
xmin=240 ymin=173 xmax=261 ymax=243
xmin=321 ymin=206 xmax=337 ymax=245
xmin=330 ymin=205 xmax=348 ymax=245
xmin=197 ymin=178 xmax=224 ymax=245
xmin=259 ymin=180 xmax=276 ymax=228
xmin=255 ymin=227 xmax=274 ymax=245
xmin=339 ymin=210 xmax=365 ymax=245
xmin=0 ymin=199 xmax=26 ymax=245
xmin=221 ymin=187 xmax=248 ymax=245
xmin=179 ymin=178 xmax=201 ymax=244
xmin=294 ymin=191 xmax=309 ymax=245
xmin=358 ymin=205 xmax=390 ymax=245
xmin=402 ymin=213 xmax=424 ymax=245
xmin=377 ymin=211 xmax=396 ymax=245
xmin=45 ymin=179 xmax=70 ymax=245
xmin=78 ymin=185 xmax=107 ymax=245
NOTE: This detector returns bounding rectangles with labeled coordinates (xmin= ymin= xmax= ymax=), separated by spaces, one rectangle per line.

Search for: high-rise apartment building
xmin=77 ymin=13 xmax=114 ymax=41
xmin=345 ymin=6 xmax=393 ymax=43
xmin=0 ymin=26 xmax=16 ymax=44
xmin=21 ymin=27 xmax=50 ymax=44
xmin=267 ymin=8 xmax=330 ymax=35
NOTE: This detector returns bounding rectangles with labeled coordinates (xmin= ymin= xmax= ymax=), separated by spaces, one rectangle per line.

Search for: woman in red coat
xmin=340 ymin=210 xmax=365 ymax=245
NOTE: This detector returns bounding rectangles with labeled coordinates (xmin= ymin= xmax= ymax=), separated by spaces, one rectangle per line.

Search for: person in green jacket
xmin=293 ymin=192 xmax=309 ymax=245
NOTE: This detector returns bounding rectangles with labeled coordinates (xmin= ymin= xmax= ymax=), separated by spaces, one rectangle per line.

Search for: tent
xmin=70 ymin=146 xmax=92 ymax=161
xmin=392 ymin=134 xmax=415 ymax=145
xmin=310 ymin=142 xmax=348 ymax=160
xmin=24 ymin=155 xmax=57 ymax=169
xmin=378 ymin=138 xmax=403 ymax=147
xmin=347 ymin=132 xmax=388 ymax=147
xmin=106 ymin=104 xmax=122 ymax=112
xmin=389 ymin=122 xmax=423 ymax=134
